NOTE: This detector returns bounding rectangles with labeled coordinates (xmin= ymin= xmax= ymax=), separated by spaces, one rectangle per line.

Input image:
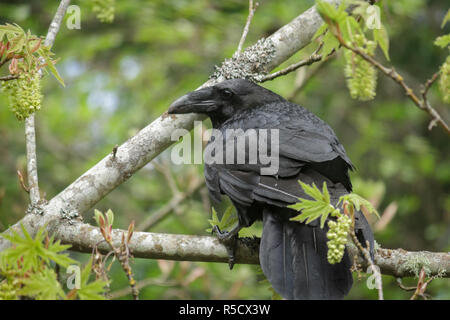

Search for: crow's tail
xmin=259 ymin=206 xmax=354 ymax=300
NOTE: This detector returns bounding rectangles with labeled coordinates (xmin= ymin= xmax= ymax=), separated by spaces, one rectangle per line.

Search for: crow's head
xmin=168 ymin=79 xmax=283 ymax=125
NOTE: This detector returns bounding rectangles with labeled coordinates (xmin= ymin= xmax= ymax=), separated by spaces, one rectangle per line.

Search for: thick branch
xmin=25 ymin=115 xmax=40 ymax=204
xmin=53 ymin=221 xmax=450 ymax=278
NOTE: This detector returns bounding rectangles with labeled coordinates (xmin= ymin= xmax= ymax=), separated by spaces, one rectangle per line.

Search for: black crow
xmin=168 ymin=79 xmax=374 ymax=300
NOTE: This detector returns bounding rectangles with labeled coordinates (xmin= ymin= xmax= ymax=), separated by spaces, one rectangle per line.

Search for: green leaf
xmin=269 ymin=287 xmax=283 ymax=300
xmin=237 ymin=226 xmax=256 ymax=237
xmin=289 ymin=200 xmax=334 ymax=228
xmin=220 ymin=206 xmax=237 ymax=230
xmin=94 ymin=209 xmax=104 ymax=226
xmin=0 ymin=23 xmax=22 ymax=33
xmin=206 ymin=206 xmax=238 ymax=233
xmin=44 ymin=55 xmax=65 ymax=87
xmin=434 ymin=34 xmax=450 ymax=48
xmin=0 ymin=224 xmax=75 ymax=271
xmin=373 ymin=25 xmax=390 ymax=61
xmin=77 ymin=280 xmax=108 ymax=300
xmin=321 ymin=31 xmax=340 ymax=56
xmin=316 ymin=0 xmax=348 ymax=23
xmin=312 ymin=23 xmax=328 ymax=41
xmin=0 ymin=30 xmax=6 ymax=43
xmin=40 ymin=236 xmax=75 ymax=268
xmin=316 ymin=0 xmax=339 ymax=22
xmin=341 ymin=16 xmax=362 ymax=44
xmin=76 ymin=258 xmax=108 ymax=300
xmin=288 ymin=181 xmax=335 ymax=228
xmin=299 ymin=181 xmax=323 ymax=200
xmin=19 ymin=268 xmax=66 ymax=300
xmin=6 ymin=30 xmax=26 ymax=55
xmin=349 ymin=0 xmax=370 ymax=17
xmin=322 ymin=181 xmax=330 ymax=204
xmin=338 ymin=193 xmax=380 ymax=218
xmin=105 ymin=209 xmax=114 ymax=226
xmin=80 ymin=257 xmax=94 ymax=286
xmin=1 ymin=225 xmax=43 ymax=271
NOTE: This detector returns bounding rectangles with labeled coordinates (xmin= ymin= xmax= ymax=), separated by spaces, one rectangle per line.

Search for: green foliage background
xmin=0 ymin=0 xmax=449 ymax=299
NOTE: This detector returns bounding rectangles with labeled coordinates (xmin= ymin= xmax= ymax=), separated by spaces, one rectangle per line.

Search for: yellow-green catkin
xmin=439 ymin=56 xmax=450 ymax=104
xmin=93 ymin=0 xmax=115 ymax=23
xmin=344 ymin=36 xmax=377 ymax=101
xmin=0 ymin=268 xmax=21 ymax=300
xmin=2 ymin=71 xmax=42 ymax=121
xmin=326 ymin=215 xmax=351 ymax=264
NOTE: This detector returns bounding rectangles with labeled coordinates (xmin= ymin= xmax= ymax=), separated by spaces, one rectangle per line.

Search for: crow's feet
xmin=212 ymin=225 xmax=239 ymax=270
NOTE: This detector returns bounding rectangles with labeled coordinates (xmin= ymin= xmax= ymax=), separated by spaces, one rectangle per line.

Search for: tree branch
xmin=350 ymin=229 xmax=383 ymax=300
xmin=236 ymin=0 xmax=259 ymax=54
xmin=25 ymin=115 xmax=41 ymax=204
xmin=137 ymin=177 xmax=205 ymax=231
xmin=24 ymin=0 xmax=71 ymax=205
xmin=52 ymin=220 xmax=450 ymax=279
xmin=335 ymin=33 xmax=450 ymax=134
xmin=43 ymin=0 xmax=71 ymax=49
xmin=259 ymin=44 xmax=323 ymax=82
xmin=0 ymin=74 xmax=19 ymax=81
xmin=421 ymin=71 xmax=441 ymax=130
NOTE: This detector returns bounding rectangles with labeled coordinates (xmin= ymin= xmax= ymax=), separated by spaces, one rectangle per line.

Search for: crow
xmin=168 ymin=79 xmax=374 ymax=300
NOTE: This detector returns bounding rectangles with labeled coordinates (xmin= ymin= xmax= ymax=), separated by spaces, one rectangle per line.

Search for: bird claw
xmin=212 ymin=225 xmax=238 ymax=270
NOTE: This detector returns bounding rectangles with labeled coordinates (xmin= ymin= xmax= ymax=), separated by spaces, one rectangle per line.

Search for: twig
xmin=335 ymin=31 xmax=450 ymax=134
xmin=16 ymin=170 xmax=30 ymax=193
xmin=0 ymin=74 xmax=19 ymax=81
xmin=374 ymin=202 xmax=398 ymax=232
xmin=421 ymin=71 xmax=440 ymax=130
xmin=350 ymin=230 xmax=384 ymax=300
xmin=259 ymin=42 xmax=325 ymax=82
xmin=152 ymin=160 xmax=180 ymax=196
xmin=91 ymin=247 xmax=111 ymax=294
xmin=118 ymin=231 xmax=139 ymax=300
xmin=200 ymin=186 xmax=211 ymax=216
xmin=111 ymin=144 xmax=119 ymax=159
xmin=410 ymin=267 xmax=428 ymax=300
xmin=236 ymin=0 xmax=259 ymax=54
xmin=409 ymin=266 xmax=445 ymax=300
xmin=287 ymin=52 xmax=335 ymax=100
xmin=137 ymin=177 xmax=205 ymax=231
xmin=97 ymin=216 xmax=139 ymax=300
xmin=395 ymin=278 xmax=416 ymax=291
xmin=24 ymin=0 xmax=71 ymax=205
xmin=109 ymin=276 xmax=176 ymax=299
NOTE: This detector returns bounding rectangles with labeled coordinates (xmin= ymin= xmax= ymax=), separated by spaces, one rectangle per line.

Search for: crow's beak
xmin=168 ymin=86 xmax=216 ymax=114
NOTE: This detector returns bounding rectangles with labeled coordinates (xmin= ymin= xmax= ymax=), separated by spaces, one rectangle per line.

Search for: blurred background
xmin=0 ymin=0 xmax=448 ymax=299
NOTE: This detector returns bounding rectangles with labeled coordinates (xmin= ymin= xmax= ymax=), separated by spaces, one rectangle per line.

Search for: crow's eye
xmin=220 ymin=89 xmax=233 ymax=99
